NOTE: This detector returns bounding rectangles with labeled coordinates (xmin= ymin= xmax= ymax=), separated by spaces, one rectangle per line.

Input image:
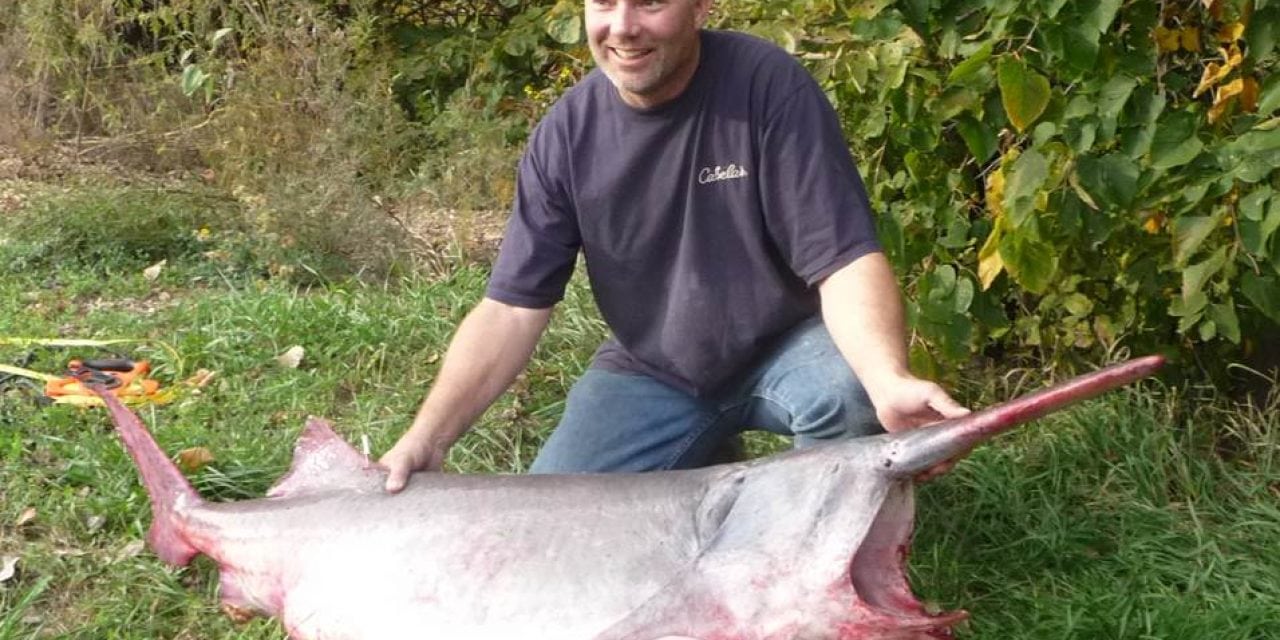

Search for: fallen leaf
xmin=276 ymin=345 xmax=305 ymax=369
xmin=177 ymin=447 xmax=215 ymax=473
xmin=185 ymin=368 xmax=217 ymax=388
xmin=0 ymin=556 xmax=17 ymax=583
xmin=15 ymin=507 xmax=36 ymax=527
xmin=143 ymin=259 xmax=167 ymax=282
xmin=116 ymin=540 xmax=146 ymax=562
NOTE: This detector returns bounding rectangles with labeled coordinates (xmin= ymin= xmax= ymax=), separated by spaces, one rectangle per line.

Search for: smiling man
xmin=380 ymin=0 xmax=968 ymax=488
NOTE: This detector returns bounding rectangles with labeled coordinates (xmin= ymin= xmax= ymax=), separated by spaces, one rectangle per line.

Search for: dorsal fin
xmin=267 ymin=417 xmax=386 ymax=498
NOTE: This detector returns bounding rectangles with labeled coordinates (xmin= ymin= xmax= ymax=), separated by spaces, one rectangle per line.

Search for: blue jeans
xmin=529 ymin=318 xmax=883 ymax=473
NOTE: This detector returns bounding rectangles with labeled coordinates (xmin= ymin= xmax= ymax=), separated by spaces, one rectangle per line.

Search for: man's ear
xmin=694 ymin=0 xmax=714 ymax=28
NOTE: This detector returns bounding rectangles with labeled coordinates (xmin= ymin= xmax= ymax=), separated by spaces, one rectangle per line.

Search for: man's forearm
xmin=403 ymin=297 xmax=552 ymax=452
xmin=817 ymin=252 xmax=911 ymax=402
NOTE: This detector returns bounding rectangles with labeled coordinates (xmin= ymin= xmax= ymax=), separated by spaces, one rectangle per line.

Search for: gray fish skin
xmin=95 ymin=355 xmax=1164 ymax=640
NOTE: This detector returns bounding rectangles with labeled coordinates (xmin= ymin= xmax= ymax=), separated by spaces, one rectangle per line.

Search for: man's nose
xmin=609 ymin=5 xmax=640 ymax=38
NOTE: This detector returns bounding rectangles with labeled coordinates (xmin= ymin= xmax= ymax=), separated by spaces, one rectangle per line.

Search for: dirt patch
xmin=384 ymin=194 xmax=508 ymax=268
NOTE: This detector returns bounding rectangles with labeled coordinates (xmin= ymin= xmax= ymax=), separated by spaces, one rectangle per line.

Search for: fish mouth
xmin=846 ymin=486 xmax=967 ymax=634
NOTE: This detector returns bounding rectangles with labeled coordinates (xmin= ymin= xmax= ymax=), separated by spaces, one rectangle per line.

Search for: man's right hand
xmin=377 ymin=298 xmax=554 ymax=494
xmin=379 ymin=434 xmax=448 ymax=493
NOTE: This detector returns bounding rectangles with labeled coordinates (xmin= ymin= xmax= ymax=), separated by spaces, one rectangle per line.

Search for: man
xmin=380 ymin=0 xmax=968 ymax=492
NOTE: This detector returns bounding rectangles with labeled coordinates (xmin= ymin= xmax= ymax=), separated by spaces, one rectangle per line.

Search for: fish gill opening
xmin=846 ymin=485 xmax=957 ymax=624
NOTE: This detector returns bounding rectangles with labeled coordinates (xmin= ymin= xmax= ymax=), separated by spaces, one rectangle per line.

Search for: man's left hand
xmin=869 ymin=374 xmax=969 ymax=433
xmin=866 ymin=374 xmax=969 ymax=482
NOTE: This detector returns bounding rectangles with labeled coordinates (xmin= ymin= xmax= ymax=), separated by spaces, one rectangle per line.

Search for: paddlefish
xmin=96 ymin=355 xmax=1164 ymax=639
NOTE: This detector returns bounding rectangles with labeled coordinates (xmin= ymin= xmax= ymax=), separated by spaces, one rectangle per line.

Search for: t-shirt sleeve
xmin=485 ymin=122 xmax=581 ymax=308
xmin=758 ymin=74 xmax=882 ymax=286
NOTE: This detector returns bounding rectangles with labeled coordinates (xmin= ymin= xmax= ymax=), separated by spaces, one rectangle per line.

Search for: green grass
xmin=1 ymin=182 xmax=1277 ymax=638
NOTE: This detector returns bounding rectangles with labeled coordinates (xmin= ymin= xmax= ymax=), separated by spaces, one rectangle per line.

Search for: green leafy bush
xmin=0 ymin=186 xmax=237 ymax=272
xmin=716 ymin=0 xmax=1278 ymax=381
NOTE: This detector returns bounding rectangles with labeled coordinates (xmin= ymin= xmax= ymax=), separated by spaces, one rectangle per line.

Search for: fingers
xmin=928 ymin=387 xmax=971 ymax=419
xmin=383 ymin=458 xmax=410 ymax=493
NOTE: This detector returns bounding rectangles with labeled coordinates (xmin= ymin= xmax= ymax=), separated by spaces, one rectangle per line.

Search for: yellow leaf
xmin=1216 ymin=21 xmax=1244 ymax=43
xmin=1194 ymin=62 xmax=1223 ymax=97
xmin=1155 ymin=25 xmax=1181 ymax=53
xmin=177 ymin=447 xmax=215 ymax=473
xmin=1143 ymin=213 xmax=1166 ymax=234
xmin=978 ymin=223 xmax=1005 ymax=290
xmin=985 ymin=163 xmax=1007 ymax=219
xmin=1241 ymin=76 xmax=1259 ymax=112
xmin=1217 ymin=77 xmax=1245 ymax=100
xmin=50 ymin=395 xmax=104 ymax=407
xmin=1180 ymin=27 xmax=1201 ymax=52
xmin=1225 ymin=43 xmax=1243 ymax=70
xmin=0 ymin=363 xmax=60 ymax=382
xmin=1210 ymin=78 xmax=1245 ymax=123
xmin=1194 ymin=46 xmax=1241 ymax=99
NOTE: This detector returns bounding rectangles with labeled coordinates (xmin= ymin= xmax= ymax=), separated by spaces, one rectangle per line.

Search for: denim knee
xmin=778 ymin=360 xmax=882 ymax=444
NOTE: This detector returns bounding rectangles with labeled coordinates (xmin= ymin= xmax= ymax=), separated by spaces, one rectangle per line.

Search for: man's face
xmin=585 ymin=0 xmax=713 ymax=109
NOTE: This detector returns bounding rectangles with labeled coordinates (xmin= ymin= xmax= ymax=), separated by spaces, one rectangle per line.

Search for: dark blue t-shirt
xmin=486 ymin=30 xmax=881 ymax=396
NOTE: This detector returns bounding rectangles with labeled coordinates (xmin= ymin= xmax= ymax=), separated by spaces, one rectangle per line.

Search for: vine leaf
xmin=947 ymin=41 xmax=993 ymax=84
xmin=999 ymin=230 xmax=1058 ymax=294
xmin=1173 ymin=215 xmax=1220 ymax=265
xmin=978 ymin=222 xmax=1005 ymax=290
xmin=1241 ymin=272 xmax=1280 ymax=324
xmin=1150 ymin=111 xmax=1204 ymax=169
xmin=545 ymin=14 xmax=581 ymax=44
xmin=998 ymin=57 xmax=1050 ymax=132
xmin=1074 ymin=155 xmax=1140 ymax=211
xmin=1002 ymin=148 xmax=1049 ymax=228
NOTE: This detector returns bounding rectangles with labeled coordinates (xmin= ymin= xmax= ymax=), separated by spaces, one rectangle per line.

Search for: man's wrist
xmin=404 ymin=420 xmax=458 ymax=454
xmin=859 ymin=366 xmax=912 ymax=404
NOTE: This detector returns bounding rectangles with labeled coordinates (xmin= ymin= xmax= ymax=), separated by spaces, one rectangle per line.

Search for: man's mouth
xmin=610 ymin=47 xmax=652 ymax=62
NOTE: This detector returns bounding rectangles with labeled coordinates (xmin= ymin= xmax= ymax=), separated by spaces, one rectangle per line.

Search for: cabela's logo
xmin=698 ymin=163 xmax=749 ymax=185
